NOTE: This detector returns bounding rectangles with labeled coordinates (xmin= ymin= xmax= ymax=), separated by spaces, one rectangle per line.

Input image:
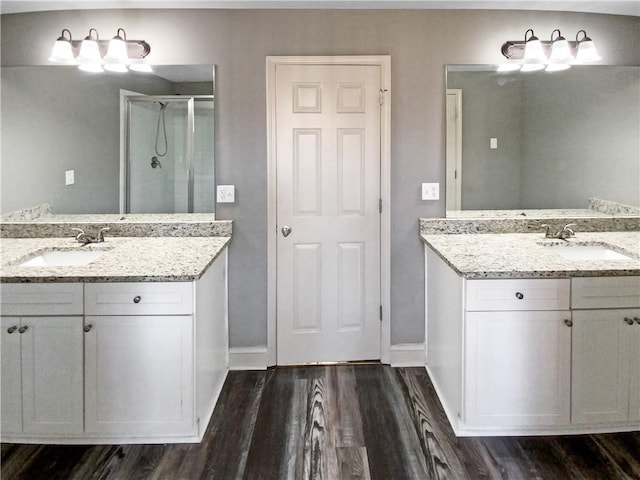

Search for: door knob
xmin=281 ymin=226 xmax=292 ymax=237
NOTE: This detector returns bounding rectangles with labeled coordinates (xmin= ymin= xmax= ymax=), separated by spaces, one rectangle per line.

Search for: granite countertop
xmin=421 ymin=231 xmax=640 ymax=279
xmin=0 ymin=236 xmax=231 ymax=283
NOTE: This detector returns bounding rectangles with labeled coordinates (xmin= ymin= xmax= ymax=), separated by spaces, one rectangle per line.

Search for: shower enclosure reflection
xmin=122 ymin=95 xmax=215 ymax=214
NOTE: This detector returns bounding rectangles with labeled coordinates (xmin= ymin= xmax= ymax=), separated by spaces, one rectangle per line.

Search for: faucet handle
xmin=541 ymin=224 xmax=553 ymax=238
xmin=563 ymin=223 xmax=577 ymax=236
xmin=97 ymin=227 xmax=110 ymax=242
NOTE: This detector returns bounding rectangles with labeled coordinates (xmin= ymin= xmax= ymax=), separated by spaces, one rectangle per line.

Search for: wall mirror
xmin=445 ymin=65 xmax=639 ymax=215
xmin=1 ymin=64 xmax=215 ymax=217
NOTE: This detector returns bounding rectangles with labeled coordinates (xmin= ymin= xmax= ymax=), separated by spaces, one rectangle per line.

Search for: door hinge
xmin=379 ymin=88 xmax=388 ymax=106
xmin=380 ymin=305 xmax=383 ymax=321
xmin=379 ymin=198 xmax=382 ymax=214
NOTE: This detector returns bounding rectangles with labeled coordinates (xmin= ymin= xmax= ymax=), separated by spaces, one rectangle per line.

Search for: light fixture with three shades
xmin=49 ymin=28 xmax=152 ymax=73
xmin=499 ymin=29 xmax=601 ymax=73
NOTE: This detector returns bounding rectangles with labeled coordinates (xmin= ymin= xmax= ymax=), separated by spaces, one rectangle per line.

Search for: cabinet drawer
xmin=85 ymin=282 xmax=193 ymax=316
xmin=572 ymin=277 xmax=640 ymax=309
xmin=0 ymin=283 xmax=83 ymax=316
xmin=466 ymin=278 xmax=570 ymax=311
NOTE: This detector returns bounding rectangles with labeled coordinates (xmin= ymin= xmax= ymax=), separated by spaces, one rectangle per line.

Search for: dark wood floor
xmin=2 ymin=365 xmax=639 ymax=479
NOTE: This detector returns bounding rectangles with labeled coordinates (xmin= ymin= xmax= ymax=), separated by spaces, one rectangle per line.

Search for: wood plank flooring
xmin=2 ymin=365 xmax=639 ymax=479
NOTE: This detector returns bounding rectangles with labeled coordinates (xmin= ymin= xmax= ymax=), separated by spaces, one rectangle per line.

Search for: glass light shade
xmin=549 ymin=38 xmax=573 ymax=63
xmin=49 ymin=39 xmax=75 ymax=63
xmin=77 ymin=38 xmax=102 ymax=64
xmin=523 ymin=38 xmax=546 ymax=64
xmin=575 ymin=40 xmax=601 ymax=63
xmin=105 ymin=37 xmax=128 ymax=63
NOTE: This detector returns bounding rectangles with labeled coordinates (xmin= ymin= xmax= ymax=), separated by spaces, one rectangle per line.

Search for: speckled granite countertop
xmin=421 ymin=232 xmax=640 ymax=279
xmin=0 ymin=236 xmax=231 ymax=283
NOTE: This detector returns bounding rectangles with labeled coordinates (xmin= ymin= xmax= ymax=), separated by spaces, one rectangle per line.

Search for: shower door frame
xmin=120 ymin=94 xmax=215 ymax=214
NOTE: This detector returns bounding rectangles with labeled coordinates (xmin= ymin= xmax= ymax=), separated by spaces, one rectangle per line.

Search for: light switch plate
xmin=421 ymin=183 xmax=439 ymax=200
xmin=490 ymin=137 xmax=498 ymax=149
xmin=65 ymin=170 xmax=74 ymax=185
xmin=216 ymin=185 xmax=235 ymax=203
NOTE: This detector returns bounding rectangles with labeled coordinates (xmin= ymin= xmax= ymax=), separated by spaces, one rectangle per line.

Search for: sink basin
xmin=20 ymin=250 xmax=104 ymax=267
xmin=543 ymin=245 xmax=634 ymax=261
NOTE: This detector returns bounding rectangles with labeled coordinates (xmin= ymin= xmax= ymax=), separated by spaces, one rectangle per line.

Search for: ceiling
xmin=1 ymin=0 xmax=639 ymax=16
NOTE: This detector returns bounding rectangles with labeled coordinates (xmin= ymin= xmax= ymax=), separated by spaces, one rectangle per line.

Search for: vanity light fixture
xmin=48 ymin=29 xmax=75 ymax=64
xmin=546 ymin=29 xmax=572 ymax=72
xmin=521 ymin=29 xmax=546 ymax=72
xmin=48 ymin=27 xmax=151 ymax=73
xmin=499 ymin=28 xmax=601 ymax=73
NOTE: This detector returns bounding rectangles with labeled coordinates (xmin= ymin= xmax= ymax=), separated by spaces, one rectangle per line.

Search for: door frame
xmin=266 ymin=55 xmax=391 ymax=366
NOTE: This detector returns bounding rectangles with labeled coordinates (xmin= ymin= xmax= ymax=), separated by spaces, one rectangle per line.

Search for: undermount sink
xmin=19 ymin=250 xmax=105 ymax=267
xmin=542 ymin=245 xmax=634 ymax=261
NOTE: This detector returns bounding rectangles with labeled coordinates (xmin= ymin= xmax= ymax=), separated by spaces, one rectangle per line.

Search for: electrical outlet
xmin=421 ymin=183 xmax=439 ymax=201
xmin=65 ymin=170 xmax=75 ymax=186
xmin=216 ymin=185 xmax=235 ymax=203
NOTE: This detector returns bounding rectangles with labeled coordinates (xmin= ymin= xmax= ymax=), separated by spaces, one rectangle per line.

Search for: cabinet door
xmin=84 ymin=315 xmax=194 ymax=437
xmin=1 ymin=317 xmax=23 ymax=434
xmin=21 ymin=316 xmax=84 ymax=435
xmin=465 ymin=310 xmax=572 ymax=428
xmin=571 ymin=309 xmax=637 ymax=424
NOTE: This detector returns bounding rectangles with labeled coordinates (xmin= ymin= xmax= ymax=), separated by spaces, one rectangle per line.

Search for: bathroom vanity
xmin=421 ymin=222 xmax=640 ymax=437
xmin=0 ymin=217 xmax=231 ymax=444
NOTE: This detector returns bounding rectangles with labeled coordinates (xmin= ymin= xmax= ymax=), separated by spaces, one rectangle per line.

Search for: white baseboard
xmin=389 ymin=343 xmax=426 ymax=367
xmin=228 ymin=346 xmax=269 ymax=370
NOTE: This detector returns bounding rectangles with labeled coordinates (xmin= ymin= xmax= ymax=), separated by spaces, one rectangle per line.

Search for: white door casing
xmin=267 ymin=56 xmax=391 ymax=365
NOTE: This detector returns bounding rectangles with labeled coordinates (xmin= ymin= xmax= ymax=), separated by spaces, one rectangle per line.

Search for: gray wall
xmin=2 ymin=10 xmax=639 ymax=347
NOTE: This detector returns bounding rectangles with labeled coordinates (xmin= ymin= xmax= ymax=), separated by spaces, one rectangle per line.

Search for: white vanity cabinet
xmin=0 ymin=248 xmax=229 ymax=444
xmin=570 ymin=277 xmax=640 ymax=425
xmin=425 ymin=244 xmax=640 ymax=436
xmin=0 ymin=284 xmax=84 ymax=436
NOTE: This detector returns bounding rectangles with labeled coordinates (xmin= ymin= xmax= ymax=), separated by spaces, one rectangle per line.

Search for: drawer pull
xmin=7 ymin=325 xmax=18 ymax=334
xmin=515 ymin=292 xmax=524 ymax=300
xmin=84 ymin=324 xmax=93 ymax=333
xmin=133 ymin=296 xmax=142 ymax=304
xmin=18 ymin=325 xmax=29 ymax=334
xmin=564 ymin=319 xmax=573 ymax=327
xmin=624 ymin=317 xmax=635 ymax=325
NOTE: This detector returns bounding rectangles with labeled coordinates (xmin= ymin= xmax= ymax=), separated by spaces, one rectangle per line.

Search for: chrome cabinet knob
xmin=281 ymin=226 xmax=292 ymax=237
xmin=7 ymin=325 xmax=18 ymax=334
xmin=84 ymin=324 xmax=93 ymax=333
xmin=133 ymin=296 xmax=142 ymax=304
xmin=564 ymin=319 xmax=573 ymax=327
xmin=634 ymin=317 xmax=640 ymax=325
xmin=624 ymin=317 xmax=635 ymax=325
xmin=515 ymin=292 xmax=524 ymax=300
xmin=18 ymin=325 xmax=29 ymax=334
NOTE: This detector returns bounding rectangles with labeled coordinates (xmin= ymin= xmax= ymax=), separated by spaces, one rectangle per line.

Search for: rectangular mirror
xmin=1 ymin=65 xmax=215 ymax=216
xmin=445 ymin=65 xmax=639 ymax=215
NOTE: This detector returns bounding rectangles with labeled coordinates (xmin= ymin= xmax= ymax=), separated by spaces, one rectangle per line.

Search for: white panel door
xmin=276 ymin=64 xmax=381 ymax=364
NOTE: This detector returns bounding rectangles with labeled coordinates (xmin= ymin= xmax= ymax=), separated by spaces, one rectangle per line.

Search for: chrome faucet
xmin=71 ymin=227 xmax=110 ymax=245
xmin=541 ymin=223 xmax=577 ymax=240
